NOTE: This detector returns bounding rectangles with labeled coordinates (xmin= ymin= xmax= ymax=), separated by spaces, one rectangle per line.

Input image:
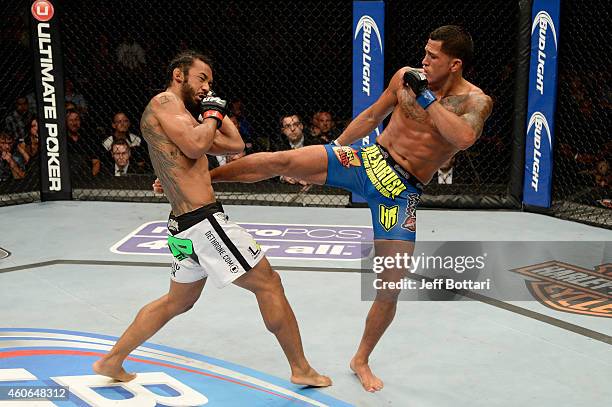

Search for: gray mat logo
xmin=512 ymin=261 xmax=612 ymax=318
xmin=0 ymin=248 xmax=9 ymax=260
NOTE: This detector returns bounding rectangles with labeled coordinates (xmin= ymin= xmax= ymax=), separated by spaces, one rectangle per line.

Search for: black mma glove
xmin=200 ymin=95 xmax=227 ymax=128
xmin=403 ymin=70 xmax=436 ymax=109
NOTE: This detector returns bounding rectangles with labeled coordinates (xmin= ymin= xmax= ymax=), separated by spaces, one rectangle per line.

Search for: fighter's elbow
xmin=233 ymin=139 xmax=246 ymax=154
xmin=456 ymin=131 xmax=477 ymax=150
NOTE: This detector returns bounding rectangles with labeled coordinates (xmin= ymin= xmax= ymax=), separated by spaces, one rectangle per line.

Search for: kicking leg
xmin=93 ymin=278 xmax=206 ymax=381
xmin=210 ymin=145 xmax=328 ymax=184
xmin=351 ymin=239 xmax=413 ymax=392
xmin=233 ymin=257 xmax=331 ymax=387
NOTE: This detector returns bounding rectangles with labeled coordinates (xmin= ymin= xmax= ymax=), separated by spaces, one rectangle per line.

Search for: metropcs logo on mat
xmin=512 ymin=262 xmax=612 ymax=318
xmin=111 ymin=221 xmax=373 ymax=260
xmin=0 ymin=328 xmax=350 ymax=406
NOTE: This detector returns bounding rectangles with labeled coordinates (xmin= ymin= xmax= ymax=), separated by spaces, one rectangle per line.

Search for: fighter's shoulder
xmin=466 ymin=86 xmax=493 ymax=111
xmin=150 ymin=92 xmax=182 ymax=111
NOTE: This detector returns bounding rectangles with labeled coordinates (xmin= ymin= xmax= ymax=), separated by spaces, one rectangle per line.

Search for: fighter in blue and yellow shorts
xmin=324 ymin=141 xmax=423 ymax=241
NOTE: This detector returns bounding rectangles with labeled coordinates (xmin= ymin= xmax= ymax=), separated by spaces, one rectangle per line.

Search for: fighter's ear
xmin=173 ymin=67 xmax=184 ymax=83
xmin=450 ymin=58 xmax=463 ymax=73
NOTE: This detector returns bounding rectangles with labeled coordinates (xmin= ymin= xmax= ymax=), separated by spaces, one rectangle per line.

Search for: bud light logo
xmin=527 ymin=112 xmax=552 ymax=192
xmin=531 ymin=11 xmax=558 ymax=95
xmin=523 ymin=0 xmax=560 ymax=208
xmin=354 ymin=15 xmax=383 ymax=97
xmin=0 ymin=328 xmax=350 ymax=406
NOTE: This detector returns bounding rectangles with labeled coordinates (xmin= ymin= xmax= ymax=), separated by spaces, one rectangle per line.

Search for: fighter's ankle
xmin=290 ymin=363 xmax=313 ymax=376
xmin=351 ymin=356 xmax=369 ymax=366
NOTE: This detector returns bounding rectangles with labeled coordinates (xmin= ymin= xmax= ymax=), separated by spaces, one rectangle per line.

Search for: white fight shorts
xmin=166 ymin=202 xmax=264 ymax=287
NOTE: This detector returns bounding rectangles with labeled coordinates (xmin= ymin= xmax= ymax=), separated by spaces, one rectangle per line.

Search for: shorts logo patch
xmin=361 ymin=145 xmax=406 ymax=199
xmin=401 ymin=193 xmax=420 ymax=232
xmin=0 ymin=247 xmax=9 ymax=260
xmin=167 ymin=236 xmax=194 ymax=261
xmin=333 ymin=146 xmax=361 ymax=167
xmin=248 ymin=242 xmax=262 ymax=258
xmin=167 ymin=219 xmax=179 ymax=233
xmin=378 ymin=204 xmax=399 ymax=231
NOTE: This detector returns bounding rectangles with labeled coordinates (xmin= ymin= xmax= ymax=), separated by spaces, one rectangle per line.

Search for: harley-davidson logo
xmin=512 ymin=261 xmax=612 ymax=318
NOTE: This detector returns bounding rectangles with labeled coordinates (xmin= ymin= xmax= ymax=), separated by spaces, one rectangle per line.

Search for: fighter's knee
xmin=375 ymin=287 xmax=402 ymax=303
xmin=166 ymin=297 xmax=197 ymax=316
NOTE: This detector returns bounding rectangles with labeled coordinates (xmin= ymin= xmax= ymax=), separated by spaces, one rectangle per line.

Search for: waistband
xmin=167 ymin=201 xmax=224 ymax=235
xmin=373 ymin=143 xmax=425 ymax=191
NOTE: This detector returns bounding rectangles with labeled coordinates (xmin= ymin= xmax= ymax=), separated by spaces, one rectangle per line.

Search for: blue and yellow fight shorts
xmin=324 ymin=142 xmax=423 ymax=241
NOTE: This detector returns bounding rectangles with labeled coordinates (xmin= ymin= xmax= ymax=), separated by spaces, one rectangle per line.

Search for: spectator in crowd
xmin=590 ymin=159 xmax=610 ymax=188
xmin=229 ymin=98 xmax=258 ymax=150
xmin=64 ymin=79 xmax=88 ymax=115
xmin=3 ymin=96 xmax=33 ymax=143
xmin=437 ymin=156 xmax=456 ymax=184
xmin=109 ymin=139 xmax=145 ymax=176
xmin=273 ymin=114 xmax=320 ymax=186
xmin=102 ymin=112 xmax=148 ymax=170
xmin=66 ymin=109 xmax=101 ymax=178
xmin=65 ymin=101 xmax=78 ymax=112
xmin=273 ymin=114 xmax=319 ymax=151
xmin=310 ymin=110 xmax=340 ymax=143
xmin=0 ymin=131 xmax=25 ymax=181
xmin=17 ymin=115 xmax=39 ymax=166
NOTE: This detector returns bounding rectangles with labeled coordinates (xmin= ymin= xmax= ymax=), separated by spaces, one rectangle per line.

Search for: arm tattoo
xmin=460 ymin=95 xmax=493 ymax=138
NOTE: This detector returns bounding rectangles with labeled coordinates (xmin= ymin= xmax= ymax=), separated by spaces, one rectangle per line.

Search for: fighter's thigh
xmin=273 ymin=145 xmax=328 ymax=185
xmin=232 ymin=257 xmax=282 ymax=294
xmin=166 ymin=278 xmax=206 ymax=312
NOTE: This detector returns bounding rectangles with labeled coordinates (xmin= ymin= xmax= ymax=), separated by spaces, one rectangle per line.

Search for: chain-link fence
xmin=552 ymin=0 xmax=611 ymax=228
xmin=0 ymin=0 xmax=40 ymax=206
xmin=5 ymin=1 xmax=608 ymax=229
xmin=57 ymin=0 xmax=352 ymax=206
xmin=386 ymin=0 xmax=521 ymax=203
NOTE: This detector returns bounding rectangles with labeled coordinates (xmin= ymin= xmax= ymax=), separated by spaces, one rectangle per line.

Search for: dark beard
xmin=181 ymin=81 xmax=200 ymax=118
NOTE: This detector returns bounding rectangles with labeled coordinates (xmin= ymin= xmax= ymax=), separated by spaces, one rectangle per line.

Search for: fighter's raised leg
xmin=210 ymin=145 xmax=328 ymax=185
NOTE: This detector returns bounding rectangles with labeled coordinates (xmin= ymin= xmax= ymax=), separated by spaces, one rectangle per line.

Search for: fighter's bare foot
xmin=290 ymin=367 xmax=332 ymax=388
xmin=350 ymin=358 xmax=383 ymax=392
xmin=93 ymin=358 xmax=137 ymax=382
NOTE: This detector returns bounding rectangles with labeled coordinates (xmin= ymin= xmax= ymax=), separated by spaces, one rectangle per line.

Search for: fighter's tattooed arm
xmin=458 ymin=94 xmax=493 ymax=140
xmin=427 ymin=92 xmax=493 ymax=150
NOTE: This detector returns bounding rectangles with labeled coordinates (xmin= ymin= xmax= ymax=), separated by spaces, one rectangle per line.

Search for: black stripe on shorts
xmin=208 ymin=215 xmax=253 ymax=272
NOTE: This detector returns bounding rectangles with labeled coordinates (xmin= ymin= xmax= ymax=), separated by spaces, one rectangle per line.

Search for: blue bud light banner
xmin=523 ymin=0 xmax=560 ymax=208
xmin=352 ymin=1 xmax=384 ymax=203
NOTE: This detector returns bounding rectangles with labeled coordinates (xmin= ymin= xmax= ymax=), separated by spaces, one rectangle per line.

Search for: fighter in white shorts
xmin=92 ymin=50 xmax=331 ymax=388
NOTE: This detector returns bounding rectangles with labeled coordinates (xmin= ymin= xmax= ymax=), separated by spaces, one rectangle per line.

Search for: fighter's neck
xmin=430 ymin=75 xmax=467 ymax=98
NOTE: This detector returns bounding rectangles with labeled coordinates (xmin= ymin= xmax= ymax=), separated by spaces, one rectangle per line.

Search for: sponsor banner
xmin=352 ymin=1 xmax=384 ymax=203
xmin=523 ymin=0 xmax=560 ymax=207
xmin=30 ymin=0 xmax=71 ymax=200
xmin=359 ymin=241 xmax=611 ymax=318
xmin=0 ymin=328 xmax=350 ymax=406
xmin=112 ymin=221 xmax=374 ymax=260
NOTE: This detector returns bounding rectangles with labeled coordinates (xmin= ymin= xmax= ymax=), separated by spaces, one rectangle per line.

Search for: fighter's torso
xmin=378 ymin=82 xmax=481 ymax=184
xmin=141 ymin=93 xmax=215 ymax=215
